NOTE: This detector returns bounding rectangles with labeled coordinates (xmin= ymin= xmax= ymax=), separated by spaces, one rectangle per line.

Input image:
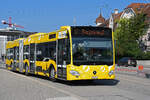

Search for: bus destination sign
xmin=71 ymin=26 xmax=112 ymax=38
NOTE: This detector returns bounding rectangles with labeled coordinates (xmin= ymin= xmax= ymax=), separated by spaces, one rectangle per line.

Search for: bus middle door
xmin=29 ymin=43 xmax=36 ymax=73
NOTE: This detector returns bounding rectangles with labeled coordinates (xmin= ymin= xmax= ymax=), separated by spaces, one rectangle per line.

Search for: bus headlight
xmin=108 ymin=70 xmax=114 ymax=76
xmin=70 ymin=70 xmax=80 ymax=76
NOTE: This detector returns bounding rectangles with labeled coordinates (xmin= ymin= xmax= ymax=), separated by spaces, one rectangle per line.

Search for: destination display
xmin=71 ymin=26 xmax=112 ymax=37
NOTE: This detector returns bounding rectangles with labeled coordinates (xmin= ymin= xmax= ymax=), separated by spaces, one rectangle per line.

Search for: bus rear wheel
xmin=25 ymin=64 xmax=29 ymax=76
xmin=49 ymin=67 xmax=56 ymax=82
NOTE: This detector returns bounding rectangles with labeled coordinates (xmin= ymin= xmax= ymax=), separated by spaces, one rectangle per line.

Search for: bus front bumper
xmin=66 ymin=65 xmax=115 ymax=81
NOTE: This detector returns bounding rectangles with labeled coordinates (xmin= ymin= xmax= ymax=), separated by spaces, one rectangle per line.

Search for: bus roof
xmin=71 ymin=26 xmax=111 ymax=29
xmin=28 ymin=33 xmax=47 ymax=38
xmin=14 ymin=38 xmax=24 ymax=42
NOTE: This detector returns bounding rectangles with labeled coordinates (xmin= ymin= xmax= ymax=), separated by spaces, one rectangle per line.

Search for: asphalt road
xmin=0 ymin=64 xmax=150 ymax=100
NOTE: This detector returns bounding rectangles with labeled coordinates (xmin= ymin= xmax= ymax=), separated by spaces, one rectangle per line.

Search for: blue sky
xmin=0 ymin=0 xmax=149 ymax=32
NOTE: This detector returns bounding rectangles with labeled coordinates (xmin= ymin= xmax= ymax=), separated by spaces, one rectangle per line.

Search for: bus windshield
xmin=72 ymin=37 xmax=113 ymax=66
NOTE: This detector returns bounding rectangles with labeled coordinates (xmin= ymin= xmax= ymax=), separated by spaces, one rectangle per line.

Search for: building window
xmin=140 ymin=5 xmax=144 ymax=8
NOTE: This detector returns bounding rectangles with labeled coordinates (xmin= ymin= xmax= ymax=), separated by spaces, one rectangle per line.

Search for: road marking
xmin=46 ymin=96 xmax=80 ymax=100
xmin=1 ymin=69 xmax=86 ymax=100
xmin=116 ymin=68 xmax=137 ymax=72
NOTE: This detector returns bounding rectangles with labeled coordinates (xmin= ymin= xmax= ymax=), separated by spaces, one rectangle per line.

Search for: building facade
xmin=96 ymin=3 xmax=150 ymax=52
xmin=0 ymin=28 xmax=35 ymax=59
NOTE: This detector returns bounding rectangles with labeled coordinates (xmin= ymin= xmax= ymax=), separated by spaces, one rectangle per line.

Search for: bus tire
xmin=49 ymin=66 xmax=56 ymax=82
xmin=10 ymin=63 xmax=13 ymax=71
xmin=25 ymin=64 xmax=29 ymax=76
xmin=6 ymin=64 xmax=8 ymax=68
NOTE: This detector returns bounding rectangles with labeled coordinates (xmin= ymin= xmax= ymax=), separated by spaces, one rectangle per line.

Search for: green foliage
xmin=114 ymin=13 xmax=149 ymax=59
xmin=136 ymin=52 xmax=150 ymax=60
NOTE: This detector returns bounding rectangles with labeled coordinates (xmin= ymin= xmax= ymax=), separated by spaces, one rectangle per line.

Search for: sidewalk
xmin=115 ymin=65 xmax=150 ymax=79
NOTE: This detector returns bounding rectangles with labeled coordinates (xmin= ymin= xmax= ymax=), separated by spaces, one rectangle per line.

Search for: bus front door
xmin=57 ymin=39 xmax=67 ymax=79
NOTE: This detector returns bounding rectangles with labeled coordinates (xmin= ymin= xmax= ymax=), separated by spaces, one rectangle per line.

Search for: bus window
xmin=10 ymin=48 xmax=14 ymax=59
xmin=36 ymin=42 xmax=56 ymax=61
xmin=72 ymin=37 xmax=113 ymax=66
xmin=36 ymin=44 xmax=43 ymax=61
xmin=6 ymin=49 xmax=9 ymax=59
xmin=16 ymin=47 xmax=19 ymax=60
xmin=23 ymin=45 xmax=29 ymax=60
xmin=30 ymin=44 xmax=35 ymax=61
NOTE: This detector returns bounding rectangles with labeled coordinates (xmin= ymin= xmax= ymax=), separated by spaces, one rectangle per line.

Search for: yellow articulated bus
xmin=6 ymin=26 xmax=115 ymax=81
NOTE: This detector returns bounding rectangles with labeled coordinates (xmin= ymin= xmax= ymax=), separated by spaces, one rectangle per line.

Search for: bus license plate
xmin=92 ymin=76 xmax=98 ymax=79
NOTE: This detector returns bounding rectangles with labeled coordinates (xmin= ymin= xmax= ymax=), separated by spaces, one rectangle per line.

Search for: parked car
xmin=117 ymin=57 xmax=137 ymax=67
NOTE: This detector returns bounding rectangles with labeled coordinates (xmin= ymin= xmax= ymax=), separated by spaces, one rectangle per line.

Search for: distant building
xmin=96 ymin=3 xmax=150 ymax=52
xmin=0 ymin=28 xmax=35 ymax=59
xmin=95 ymin=13 xmax=105 ymax=26
xmin=0 ymin=36 xmax=7 ymax=59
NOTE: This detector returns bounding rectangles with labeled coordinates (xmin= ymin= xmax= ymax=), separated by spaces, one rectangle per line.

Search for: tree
xmin=114 ymin=13 xmax=148 ymax=59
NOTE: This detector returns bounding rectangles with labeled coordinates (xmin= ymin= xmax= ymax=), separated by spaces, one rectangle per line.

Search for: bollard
xmin=138 ymin=65 xmax=143 ymax=71
xmin=137 ymin=65 xmax=145 ymax=77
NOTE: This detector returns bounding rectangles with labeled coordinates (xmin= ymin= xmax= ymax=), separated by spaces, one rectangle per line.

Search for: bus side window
xmin=10 ymin=48 xmax=14 ymax=59
xmin=36 ymin=42 xmax=56 ymax=61
xmin=26 ymin=45 xmax=29 ymax=59
xmin=48 ymin=42 xmax=56 ymax=61
xmin=16 ymin=47 xmax=19 ymax=60
xmin=6 ymin=49 xmax=9 ymax=59
xmin=36 ymin=43 xmax=44 ymax=61
xmin=36 ymin=43 xmax=49 ymax=61
xmin=23 ymin=45 xmax=29 ymax=60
